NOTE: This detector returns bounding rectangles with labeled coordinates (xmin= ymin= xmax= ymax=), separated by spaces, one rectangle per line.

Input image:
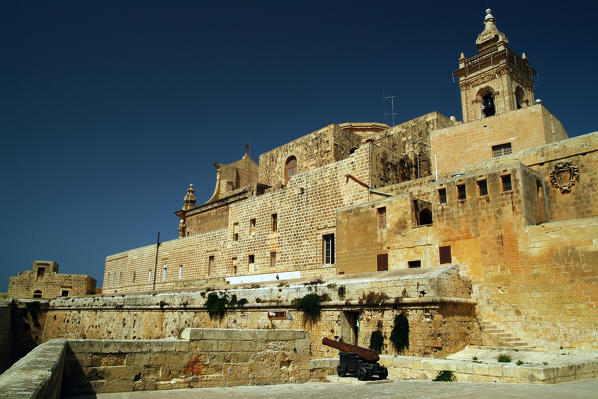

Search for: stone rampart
xmin=42 ymin=266 xmax=480 ymax=359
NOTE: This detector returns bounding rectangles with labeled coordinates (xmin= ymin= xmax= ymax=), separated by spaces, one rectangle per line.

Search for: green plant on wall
xmin=204 ymin=292 xmax=228 ymax=320
xmin=390 ymin=313 xmax=409 ymax=353
xmin=369 ymin=330 xmax=384 ymax=353
xmin=204 ymin=292 xmax=248 ymax=320
xmin=433 ymin=370 xmax=456 ymax=382
xmin=292 ymin=293 xmax=330 ymax=325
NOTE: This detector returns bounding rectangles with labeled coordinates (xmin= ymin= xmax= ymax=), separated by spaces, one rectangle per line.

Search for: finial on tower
xmin=476 ymin=8 xmax=508 ymax=50
xmin=182 ymin=184 xmax=196 ymax=210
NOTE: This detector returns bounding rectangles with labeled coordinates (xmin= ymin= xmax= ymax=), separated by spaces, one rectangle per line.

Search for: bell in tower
xmin=453 ymin=9 xmax=536 ymax=122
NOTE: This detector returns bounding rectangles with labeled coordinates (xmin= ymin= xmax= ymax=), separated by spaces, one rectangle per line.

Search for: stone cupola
xmin=182 ymin=184 xmax=196 ymax=211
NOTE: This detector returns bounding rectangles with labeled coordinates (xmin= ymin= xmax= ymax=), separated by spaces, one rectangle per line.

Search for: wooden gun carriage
xmin=322 ymin=337 xmax=388 ymax=381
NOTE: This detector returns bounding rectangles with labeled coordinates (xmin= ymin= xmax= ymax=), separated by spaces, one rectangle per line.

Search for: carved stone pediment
xmin=550 ymin=162 xmax=580 ymax=193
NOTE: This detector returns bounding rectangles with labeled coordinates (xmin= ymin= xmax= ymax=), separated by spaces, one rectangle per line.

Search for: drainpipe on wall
xmin=152 ymin=232 xmax=160 ymax=291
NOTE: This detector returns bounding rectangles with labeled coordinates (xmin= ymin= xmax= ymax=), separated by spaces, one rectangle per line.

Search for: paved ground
xmin=67 ymin=378 xmax=598 ymax=399
xmin=446 ymin=346 xmax=598 ymax=366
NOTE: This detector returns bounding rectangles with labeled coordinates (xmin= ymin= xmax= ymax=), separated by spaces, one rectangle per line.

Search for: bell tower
xmin=454 ymin=9 xmax=536 ymax=122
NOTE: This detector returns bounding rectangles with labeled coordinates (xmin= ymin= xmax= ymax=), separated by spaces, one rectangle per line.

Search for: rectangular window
xmin=232 ymin=257 xmax=237 ymax=274
xmin=270 ymin=251 xmax=277 ymax=268
xmin=233 ymin=222 xmax=239 ymax=241
xmin=439 ymin=246 xmax=452 ymax=264
xmin=249 ymin=218 xmax=256 ymax=234
xmin=438 ymin=188 xmax=447 ymax=204
xmin=457 ymin=184 xmax=466 ymax=200
xmin=377 ymin=254 xmax=388 ymax=271
xmin=377 ymin=207 xmax=386 ymax=229
xmin=178 ymin=265 xmax=183 ymax=279
xmin=61 ymin=290 xmax=69 ymax=297
xmin=408 ymin=260 xmax=421 ymax=268
xmin=132 ymin=271 xmax=136 ymax=283
xmin=323 ymin=234 xmax=335 ymax=264
xmin=501 ymin=174 xmax=512 ymax=192
xmin=271 ymin=214 xmax=278 ymax=232
xmin=162 ymin=264 xmax=167 ymax=280
xmin=148 ymin=270 xmax=152 ymax=283
xmin=208 ymin=256 xmax=215 ymax=276
xmin=477 ymin=179 xmax=488 ymax=196
xmin=248 ymin=254 xmax=255 ymax=264
xmin=492 ymin=143 xmax=512 ymax=157
xmin=113 ymin=272 xmax=116 ymax=285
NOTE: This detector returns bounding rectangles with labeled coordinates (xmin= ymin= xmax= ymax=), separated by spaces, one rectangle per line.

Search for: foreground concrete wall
xmin=63 ymin=328 xmax=310 ymax=394
xmin=42 ymin=266 xmax=480 ymax=359
xmin=0 ymin=339 xmax=66 ymax=399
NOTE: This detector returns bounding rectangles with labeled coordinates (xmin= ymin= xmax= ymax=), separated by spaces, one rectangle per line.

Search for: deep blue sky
xmin=1 ymin=1 xmax=596 ymax=291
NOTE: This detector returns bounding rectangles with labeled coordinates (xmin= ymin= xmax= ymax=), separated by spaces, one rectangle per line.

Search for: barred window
xmin=492 ymin=143 xmax=512 ymax=157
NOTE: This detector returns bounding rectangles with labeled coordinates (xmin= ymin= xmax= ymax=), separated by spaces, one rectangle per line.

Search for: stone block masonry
xmin=42 ymin=266 xmax=480 ymax=359
xmin=0 ymin=339 xmax=66 ymax=399
xmin=61 ymin=328 xmax=310 ymax=394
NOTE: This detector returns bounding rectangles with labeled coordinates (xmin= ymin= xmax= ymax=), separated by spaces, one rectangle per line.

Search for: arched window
xmin=33 ymin=290 xmax=42 ymax=298
xmin=482 ymin=92 xmax=496 ymax=117
xmin=419 ymin=208 xmax=433 ymax=225
xmin=285 ymin=156 xmax=297 ymax=182
xmin=515 ymin=87 xmax=524 ymax=109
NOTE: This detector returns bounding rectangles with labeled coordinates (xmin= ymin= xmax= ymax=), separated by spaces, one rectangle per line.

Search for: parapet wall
xmin=43 ymin=266 xmax=480 ymax=359
xmin=63 ymin=328 xmax=310 ymax=394
xmin=0 ymin=339 xmax=66 ymax=399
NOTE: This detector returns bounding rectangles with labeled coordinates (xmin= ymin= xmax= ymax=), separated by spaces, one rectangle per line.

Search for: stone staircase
xmin=477 ymin=321 xmax=534 ymax=349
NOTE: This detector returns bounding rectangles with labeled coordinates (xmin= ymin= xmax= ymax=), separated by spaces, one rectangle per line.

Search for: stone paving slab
xmin=64 ymin=378 xmax=598 ymax=399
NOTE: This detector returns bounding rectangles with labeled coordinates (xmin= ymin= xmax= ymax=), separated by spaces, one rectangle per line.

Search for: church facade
xmin=103 ymin=10 xmax=598 ymax=349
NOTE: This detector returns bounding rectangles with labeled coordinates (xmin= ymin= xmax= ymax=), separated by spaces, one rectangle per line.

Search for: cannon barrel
xmin=322 ymin=337 xmax=380 ymax=363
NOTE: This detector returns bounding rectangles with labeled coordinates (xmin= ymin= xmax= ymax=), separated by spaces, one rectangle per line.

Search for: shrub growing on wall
xmin=293 ymin=293 xmax=330 ymax=325
xmin=369 ymin=330 xmax=384 ymax=353
xmin=204 ymin=292 xmax=248 ymax=320
xmin=390 ymin=313 xmax=409 ymax=353
xmin=205 ymin=292 xmax=228 ymax=320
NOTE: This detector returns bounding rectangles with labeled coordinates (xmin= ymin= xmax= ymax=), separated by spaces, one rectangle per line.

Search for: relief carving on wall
xmin=550 ymin=162 xmax=580 ymax=193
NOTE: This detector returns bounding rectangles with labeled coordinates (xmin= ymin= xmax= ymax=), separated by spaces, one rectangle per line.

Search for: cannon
xmin=322 ymin=337 xmax=388 ymax=381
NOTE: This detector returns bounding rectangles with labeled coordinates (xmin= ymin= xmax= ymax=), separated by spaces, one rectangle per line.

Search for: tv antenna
xmin=384 ymin=95 xmax=398 ymax=126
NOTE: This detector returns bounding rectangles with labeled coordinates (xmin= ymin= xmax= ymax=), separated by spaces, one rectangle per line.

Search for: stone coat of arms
xmin=549 ymin=162 xmax=580 ymax=193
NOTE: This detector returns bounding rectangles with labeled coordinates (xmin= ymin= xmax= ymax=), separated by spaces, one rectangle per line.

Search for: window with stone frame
xmin=492 ymin=143 xmax=512 ymax=157
xmin=285 ymin=156 xmax=297 ymax=182
xmin=439 ymin=246 xmax=452 ymax=264
xmin=457 ymin=184 xmax=466 ymax=200
xmin=377 ymin=254 xmax=388 ymax=271
xmin=208 ymin=256 xmax=215 ymax=276
xmin=377 ymin=207 xmax=386 ymax=229
xmin=501 ymin=174 xmax=512 ymax=192
xmin=270 ymin=251 xmax=277 ymax=268
xmin=323 ymin=234 xmax=335 ymax=264
xmin=477 ymin=179 xmax=488 ymax=196
xmin=438 ymin=188 xmax=447 ymax=204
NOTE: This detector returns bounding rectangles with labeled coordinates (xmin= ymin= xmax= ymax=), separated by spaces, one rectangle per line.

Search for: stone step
xmin=478 ymin=320 xmax=533 ymax=349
